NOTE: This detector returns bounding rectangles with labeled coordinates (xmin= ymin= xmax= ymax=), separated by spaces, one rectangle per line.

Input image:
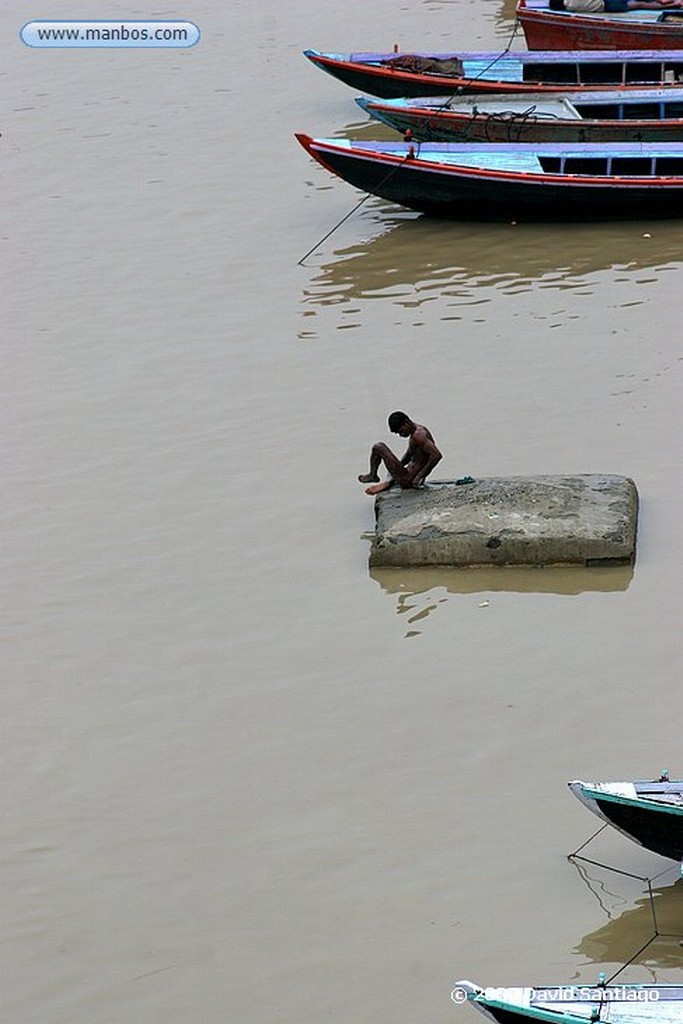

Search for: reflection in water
xmin=372 ymin=564 xmax=633 ymax=596
xmin=572 ymin=862 xmax=683 ymax=973
xmin=497 ymin=0 xmax=528 ymax=37
xmin=369 ymin=565 xmax=633 ymax=637
xmin=303 ymin=215 xmax=683 ymax=311
xmin=417 ymin=0 xmax=521 ymax=41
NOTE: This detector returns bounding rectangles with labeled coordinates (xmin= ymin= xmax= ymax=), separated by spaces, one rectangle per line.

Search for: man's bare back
xmin=358 ymin=411 xmax=442 ymax=495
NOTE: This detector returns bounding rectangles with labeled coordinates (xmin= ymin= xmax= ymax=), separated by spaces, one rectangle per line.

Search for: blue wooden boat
xmin=356 ymin=87 xmax=683 ymax=143
xmin=569 ymin=777 xmax=683 ymax=864
xmin=295 ymin=135 xmax=683 ymax=221
xmin=452 ymin=980 xmax=683 ymax=1024
xmin=518 ymin=0 xmax=683 ymax=52
xmin=304 ymin=48 xmax=683 ymax=98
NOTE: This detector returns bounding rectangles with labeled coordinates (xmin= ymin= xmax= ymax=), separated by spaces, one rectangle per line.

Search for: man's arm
xmin=409 ymin=428 xmax=442 ymax=486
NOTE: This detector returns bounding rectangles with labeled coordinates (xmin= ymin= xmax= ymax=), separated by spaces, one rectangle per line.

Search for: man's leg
xmin=359 ymin=443 xmax=411 ymax=486
xmin=364 ymin=479 xmax=393 ymax=495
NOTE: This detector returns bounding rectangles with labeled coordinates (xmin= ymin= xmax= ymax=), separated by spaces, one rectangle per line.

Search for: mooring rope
xmin=410 ymin=20 xmax=524 ymax=141
xmin=298 ymin=142 xmax=423 ymax=266
xmin=568 ymin=831 xmax=683 ymax=996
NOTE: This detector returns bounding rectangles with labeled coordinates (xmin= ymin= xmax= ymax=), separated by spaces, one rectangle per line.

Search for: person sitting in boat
xmin=549 ymin=0 xmax=683 ymax=11
xmin=358 ymin=411 xmax=442 ymax=496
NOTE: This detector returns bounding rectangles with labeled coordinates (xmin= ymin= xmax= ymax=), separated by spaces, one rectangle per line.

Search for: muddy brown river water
xmin=4 ymin=0 xmax=683 ymax=1020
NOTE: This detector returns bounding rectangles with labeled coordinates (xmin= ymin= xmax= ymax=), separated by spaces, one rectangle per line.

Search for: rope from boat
xmin=570 ymin=823 xmax=609 ymax=857
xmin=408 ymin=18 xmax=524 ymax=138
xmin=485 ymin=107 xmax=536 ymax=142
xmin=604 ymin=934 xmax=660 ymax=986
xmin=568 ymin=834 xmax=683 ymax=995
xmin=299 ymin=20 xmax=525 ymax=260
xmin=297 ymin=142 xmax=423 ymax=266
xmin=455 ymin=18 xmax=522 ymax=90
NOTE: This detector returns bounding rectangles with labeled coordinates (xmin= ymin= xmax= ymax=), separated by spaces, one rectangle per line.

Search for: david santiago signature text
xmin=532 ymin=987 xmax=662 ymax=1003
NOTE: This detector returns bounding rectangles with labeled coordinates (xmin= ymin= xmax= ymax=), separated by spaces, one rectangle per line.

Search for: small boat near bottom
xmin=356 ymin=87 xmax=683 ymax=144
xmin=296 ymin=135 xmax=683 ymax=221
xmin=569 ymin=777 xmax=683 ymax=864
xmin=453 ymin=980 xmax=683 ymax=1024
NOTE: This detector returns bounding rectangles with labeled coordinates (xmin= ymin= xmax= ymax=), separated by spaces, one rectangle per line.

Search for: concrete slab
xmin=369 ymin=475 xmax=638 ymax=568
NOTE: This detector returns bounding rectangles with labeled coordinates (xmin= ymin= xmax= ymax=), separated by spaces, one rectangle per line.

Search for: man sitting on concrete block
xmin=358 ymin=411 xmax=443 ymax=496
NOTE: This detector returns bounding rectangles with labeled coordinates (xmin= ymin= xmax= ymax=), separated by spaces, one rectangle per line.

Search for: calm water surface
xmin=4 ymin=0 xmax=683 ymax=1021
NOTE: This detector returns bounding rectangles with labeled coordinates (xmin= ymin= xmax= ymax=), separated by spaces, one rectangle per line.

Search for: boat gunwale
xmin=299 ymin=135 xmax=683 ymax=187
xmin=305 ymin=46 xmax=683 ymax=63
xmin=359 ymin=96 xmax=683 ymax=131
xmin=472 ymin=995 xmax=597 ymax=1024
xmin=304 ymin=48 xmax=683 ymax=93
xmin=363 ymin=85 xmax=683 ymax=104
xmin=577 ymin=783 xmax=683 ymax=814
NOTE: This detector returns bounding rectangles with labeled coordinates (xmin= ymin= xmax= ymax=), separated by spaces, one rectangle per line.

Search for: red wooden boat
xmin=305 ymin=47 xmax=683 ymax=96
xmin=517 ymin=0 xmax=683 ymax=51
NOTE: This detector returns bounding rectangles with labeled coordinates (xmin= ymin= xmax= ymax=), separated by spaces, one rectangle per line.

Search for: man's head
xmin=548 ymin=0 xmax=567 ymax=9
xmin=388 ymin=411 xmax=413 ymax=436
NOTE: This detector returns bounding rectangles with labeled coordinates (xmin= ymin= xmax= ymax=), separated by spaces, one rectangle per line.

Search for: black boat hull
xmin=593 ymin=797 xmax=683 ymax=861
xmin=306 ymin=144 xmax=683 ymax=222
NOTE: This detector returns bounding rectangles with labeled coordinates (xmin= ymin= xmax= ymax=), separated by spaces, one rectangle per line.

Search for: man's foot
xmin=358 ymin=473 xmax=380 ymax=484
xmin=365 ymin=481 xmax=393 ymax=495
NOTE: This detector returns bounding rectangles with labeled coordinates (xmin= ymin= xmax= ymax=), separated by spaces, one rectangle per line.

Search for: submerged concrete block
xmin=369 ymin=475 xmax=638 ymax=568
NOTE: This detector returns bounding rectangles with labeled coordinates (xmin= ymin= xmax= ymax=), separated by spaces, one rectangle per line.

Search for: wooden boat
xmin=357 ymin=87 xmax=683 ymax=143
xmin=295 ymin=135 xmax=683 ymax=221
xmin=452 ymin=980 xmax=683 ymax=1024
xmin=304 ymin=47 xmax=683 ymax=98
xmin=569 ymin=778 xmax=683 ymax=863
xmin=518 ymin=0 xmax=683 ymax=51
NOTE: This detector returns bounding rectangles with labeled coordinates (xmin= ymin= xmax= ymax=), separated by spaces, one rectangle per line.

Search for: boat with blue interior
xmin=356 ymin=87 xmax=683 ymax=143
xmin=296 ymin=135 xmax=683 ymax=221
xmin=304 ymin=48 xmax=683 ymax=97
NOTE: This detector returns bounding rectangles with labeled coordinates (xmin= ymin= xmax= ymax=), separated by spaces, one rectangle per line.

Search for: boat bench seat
xmin=436 ymin=152 xmax=544 ymax=172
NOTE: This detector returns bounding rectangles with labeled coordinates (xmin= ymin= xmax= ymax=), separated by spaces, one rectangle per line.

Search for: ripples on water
xmin=302 ymin=214 xmax=683 ymax=311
